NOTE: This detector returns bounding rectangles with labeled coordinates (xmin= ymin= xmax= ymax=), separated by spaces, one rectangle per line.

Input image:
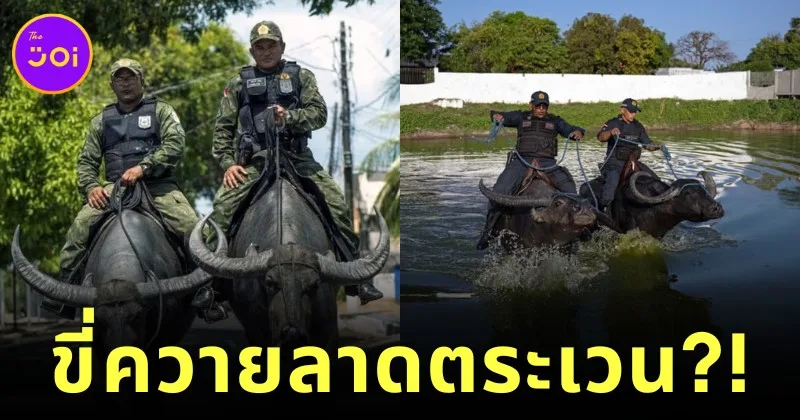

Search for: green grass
xmin=400 ymin=98 xmax=800 ymax=138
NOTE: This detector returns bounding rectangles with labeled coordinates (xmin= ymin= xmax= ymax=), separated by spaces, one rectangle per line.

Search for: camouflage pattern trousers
xmin=59 ymin=182 xmax=200 ymax=276
xmin=206 ymin=147 xmax=359 ymax=255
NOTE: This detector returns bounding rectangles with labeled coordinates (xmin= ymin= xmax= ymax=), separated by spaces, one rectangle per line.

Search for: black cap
xmin=531 ymin=91 xmax=549 ymax=106
xmin=621 ymin=98 xmax=641 ymax=112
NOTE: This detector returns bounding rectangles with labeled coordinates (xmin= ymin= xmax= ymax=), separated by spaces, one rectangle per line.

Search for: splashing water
xmin=469 ymin=228 xmax=672 ymax=300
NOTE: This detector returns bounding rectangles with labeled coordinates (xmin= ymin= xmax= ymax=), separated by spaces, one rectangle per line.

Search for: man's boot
xmin=477 ymin=211 xmax=501 ymax=250
xmin=40 ymin=269 xmax=78 ymax=321
xmin=191 ymin=283 xmax=229 ymax=324
xmin=336 ymin=232 xmax=385 ymax=305
xmin=344 ymin=282 xmax=384 ymax=305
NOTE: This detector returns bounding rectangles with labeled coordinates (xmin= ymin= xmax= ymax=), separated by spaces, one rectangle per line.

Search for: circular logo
xmin=12 ymin=14 xmax=93 ymax=95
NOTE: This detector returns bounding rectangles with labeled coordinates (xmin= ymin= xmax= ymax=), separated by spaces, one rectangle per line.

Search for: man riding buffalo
xmin=476 ymin=90 xmax=586 ymax=250
xmin=40 ymin=58 xmax=200 ymax=320
xmin=581 ymin=98 xmax=725 ymax=238
xmin=192 ymin=20 xmax=383 ymax=322
xmin=595 ymin=98 xmax=662 ymax=215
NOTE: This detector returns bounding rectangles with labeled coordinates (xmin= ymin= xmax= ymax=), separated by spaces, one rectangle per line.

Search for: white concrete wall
xmin=400 ymin=68 xmax=751 ymax=105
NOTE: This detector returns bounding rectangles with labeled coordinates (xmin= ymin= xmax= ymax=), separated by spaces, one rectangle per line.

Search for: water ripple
xmin=402 ymin=131 xmax=800 ymax=279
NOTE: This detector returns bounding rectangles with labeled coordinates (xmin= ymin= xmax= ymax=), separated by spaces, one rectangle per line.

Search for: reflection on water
xmin=401 ymin=131 xmax=799 ymax=275
xmin=401 ymin=130 xmax=800 ymax=390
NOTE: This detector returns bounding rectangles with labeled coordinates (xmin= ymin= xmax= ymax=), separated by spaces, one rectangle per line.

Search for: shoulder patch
xmin=298 ymin=67 xmax=314 ymax=79
xmin=156 ymin=98 xmax=173 ymax=108
xmin=91 ymin=111 xmax=104 ymax=125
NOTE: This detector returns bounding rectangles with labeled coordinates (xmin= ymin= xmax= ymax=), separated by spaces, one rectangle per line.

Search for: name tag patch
xmin=246 ymin=78 xmax=266 ymax=88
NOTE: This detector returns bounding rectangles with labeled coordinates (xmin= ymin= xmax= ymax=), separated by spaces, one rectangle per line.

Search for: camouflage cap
xmin=110 ymin=58 xmax=143 ymax=78
xmin=250 ymin=21 xmax=283 ymax=45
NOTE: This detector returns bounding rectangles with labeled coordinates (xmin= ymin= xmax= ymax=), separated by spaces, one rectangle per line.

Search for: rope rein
xmin=483 ymin=122 xmax=705 ymax=210
xmin=109 ymin=178 xmax=164 ymax=351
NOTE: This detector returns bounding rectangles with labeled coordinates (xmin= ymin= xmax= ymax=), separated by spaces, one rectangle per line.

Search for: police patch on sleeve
xmin=138 ymin=115 xmax=151 ymax=129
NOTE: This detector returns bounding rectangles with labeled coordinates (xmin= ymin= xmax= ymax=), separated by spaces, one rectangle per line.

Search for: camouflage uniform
xmin=195 ymin=21 xmax=382 ymax=313
xmin=44 ymin=59 xmax=199 ymax=319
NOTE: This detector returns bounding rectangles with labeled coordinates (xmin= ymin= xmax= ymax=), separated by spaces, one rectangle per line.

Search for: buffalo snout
xmin=706 ymin=202 xmax=724 ymax=219
xmin=279 ymin=325 xmax=307 ymax=348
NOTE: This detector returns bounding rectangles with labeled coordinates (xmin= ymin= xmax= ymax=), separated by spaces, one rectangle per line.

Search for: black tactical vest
xmin=237 ymin=61 xmax=310 ymax=152
xmin=609 ymin=117 xmax=646 ymax=161
xmin=100 ymin=97 xmax=163 ymax=182
xmin=516 ymin=113 xmax=558 ymax=158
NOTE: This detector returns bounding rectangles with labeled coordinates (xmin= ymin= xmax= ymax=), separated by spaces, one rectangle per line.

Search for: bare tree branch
xmin=676 ymin=31 xmax=736 ymax=69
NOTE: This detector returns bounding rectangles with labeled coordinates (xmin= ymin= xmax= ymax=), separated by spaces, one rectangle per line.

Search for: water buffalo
xmin=580 ymin=164 xmax=724 ymax=239
xmin=187 ymin=151 xmax=390 ymax=354
xmin=478 ymin=176 xmax=618 ymax=250
xmin=10 ymin=182 xmax=227 ymax=391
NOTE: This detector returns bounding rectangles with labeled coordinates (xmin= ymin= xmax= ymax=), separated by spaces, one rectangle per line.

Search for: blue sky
xmin=436 ymin=0 xmax=798 ymax=61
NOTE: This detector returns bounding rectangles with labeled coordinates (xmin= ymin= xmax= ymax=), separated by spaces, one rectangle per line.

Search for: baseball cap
xmin=110 ymin=58 xmax=143 ymax=79
xmin=531 ymin=91 xmax=549 ymax=106
xmin=250 ymin=21 xmax=283 ymax=45
xmin=621 ymin=98 xmax=641 ymax=112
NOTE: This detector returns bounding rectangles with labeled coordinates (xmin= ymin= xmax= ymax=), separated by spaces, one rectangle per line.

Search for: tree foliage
xmin=720 ymin=17 xmax=800 ymax=71
xmin=1 ymin=1 xmax=262 ymax=81
xmin=1 ymin=0 xmax=375 ymax=81
xmin=400 ymin=0 xmax=449 ymax=63
xmin=300 ymin=0 xmax=375 ymax=16
xmin=440 ymin=11 xmax=567 ymax=73
xmin=438 ymin=11 xmax=669 ymax=74
xmin=562 ymin=13 xmax=618 ymax=74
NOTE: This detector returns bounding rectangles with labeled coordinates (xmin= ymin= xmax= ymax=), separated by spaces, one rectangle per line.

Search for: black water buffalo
xmin=478 ymin=176 xmax=618 ymax=250
xmin=10 ymin=183 xmax=228 ymax=388
xmin=187 ymin=152 xmax=390 ymax=354
xmin=580 ymin=165 xmax=724 ymax=239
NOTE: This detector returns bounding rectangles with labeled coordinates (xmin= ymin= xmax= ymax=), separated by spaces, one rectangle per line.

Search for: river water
xmin=400 ymin=130 xmax=800 ymax=393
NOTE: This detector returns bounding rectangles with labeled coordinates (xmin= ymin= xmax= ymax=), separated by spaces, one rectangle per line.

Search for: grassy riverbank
xmin=400 ymin=98 xmax=800 ymax=140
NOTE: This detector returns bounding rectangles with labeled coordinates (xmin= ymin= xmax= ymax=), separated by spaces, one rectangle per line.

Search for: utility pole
xmin=327 ymin=102 xmax=339 ymax=175
xmin=339 ymin=20 xmax=354 ymax=229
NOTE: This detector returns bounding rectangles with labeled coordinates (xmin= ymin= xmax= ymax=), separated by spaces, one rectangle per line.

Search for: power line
xmin=361 ymin=45 xmax=394 ymax=76
xmin=339 ymin=20 xmax=355 ymax=227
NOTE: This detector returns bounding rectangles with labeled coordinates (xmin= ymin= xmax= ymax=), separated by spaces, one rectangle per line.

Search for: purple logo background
xmin=12 ymin=14 xmax=93 ymax=94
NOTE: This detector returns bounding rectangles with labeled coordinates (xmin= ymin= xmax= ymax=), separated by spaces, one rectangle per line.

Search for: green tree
xmin=563 ymin=13 xmax=618 ymax=74
xmin=563 ymin=13 xmax=670 ymax=74
xmin=400 ymin=0 xmax=449 ymax=63
xmin=300 ymin=0 xmax=375 ymax=15
xmin=1 ymin=0 xmax=375 ymax=82
xmin=440 ymin=11 xmax=567 ymax=73
xmin=615 ymin=15 xmax=669 ymax=74
xmin=359 ymin=71 xmax=400 ymax=239
xmin=718 ymin=18 xmax=800 ymax=71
